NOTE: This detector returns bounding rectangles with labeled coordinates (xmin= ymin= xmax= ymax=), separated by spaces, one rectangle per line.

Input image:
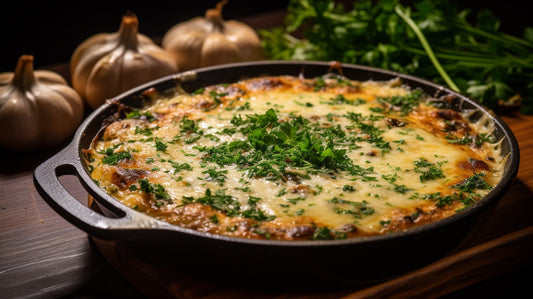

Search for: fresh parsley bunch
xmin=259 ymin=0 xmax=533 ymax=114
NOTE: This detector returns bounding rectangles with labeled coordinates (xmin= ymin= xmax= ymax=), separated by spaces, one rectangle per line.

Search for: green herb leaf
xmin=259 ymin=0 xmax=533 ymax=114
xmin=102 ymin=150 xmax=132 ymax=165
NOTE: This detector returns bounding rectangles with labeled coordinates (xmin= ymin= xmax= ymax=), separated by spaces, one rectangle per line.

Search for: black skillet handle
xmin=33 ymin=142 xmax=135 ymax=239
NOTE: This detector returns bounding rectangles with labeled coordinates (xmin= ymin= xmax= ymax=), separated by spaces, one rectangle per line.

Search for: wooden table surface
xmin=2 ymin=11 xmax=533 ymax=299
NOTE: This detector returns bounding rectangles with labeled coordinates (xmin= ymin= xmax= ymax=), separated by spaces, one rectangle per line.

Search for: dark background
xmin=1 ymin=0 xmax=289 ymax=72
xmin=2 ymin=0 xmax=531 ymax=73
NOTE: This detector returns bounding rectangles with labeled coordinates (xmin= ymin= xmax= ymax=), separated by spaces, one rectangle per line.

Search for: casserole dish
xmin=34 ymin=61 xmax=520 ymax=290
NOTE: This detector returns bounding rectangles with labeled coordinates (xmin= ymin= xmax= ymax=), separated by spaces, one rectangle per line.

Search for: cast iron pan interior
xmin=34 ymin=60 xmax=520 ymax=290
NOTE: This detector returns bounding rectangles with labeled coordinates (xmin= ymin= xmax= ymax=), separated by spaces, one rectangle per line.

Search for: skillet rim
xmin=70 ymin=60 xmax=521 ymax=247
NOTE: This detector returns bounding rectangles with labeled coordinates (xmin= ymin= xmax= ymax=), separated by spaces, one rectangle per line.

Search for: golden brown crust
xmin=86 ymin=74 xmax=504 ymax=241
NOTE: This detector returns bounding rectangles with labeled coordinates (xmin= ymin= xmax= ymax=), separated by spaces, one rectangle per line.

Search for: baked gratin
xmin=85 ymin=73 xmax=505 ymax=241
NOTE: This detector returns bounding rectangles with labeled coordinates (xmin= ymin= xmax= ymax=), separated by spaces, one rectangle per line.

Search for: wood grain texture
xmin=341 ymin=226 xmax=533 ymax=299
xmin=0 ymin=169 xmax=143 ymax=298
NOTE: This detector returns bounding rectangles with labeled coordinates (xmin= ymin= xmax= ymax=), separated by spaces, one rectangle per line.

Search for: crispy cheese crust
xmin=85 ymin=74 xmax=504 ymax=241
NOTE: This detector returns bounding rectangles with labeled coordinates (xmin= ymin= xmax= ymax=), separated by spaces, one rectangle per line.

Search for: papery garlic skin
xmin=162 ymin=0 xmax=264 ymax=71
xmin=70 ymin=13 xmax=178 ymax=109
xmin=0 ymin=55 xmax=84 ymax=151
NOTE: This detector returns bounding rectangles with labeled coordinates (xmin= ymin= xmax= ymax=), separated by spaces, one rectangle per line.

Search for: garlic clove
xmin=223 ymin=21 xmax=265 ymax=60
xmin=200 ymin=32 xmax=242 ymax=67
xmin=162 ymin=0 xmax=265 ymax=71
xmin=0 ymin=55 xmax=84 ymax=151
xmin=71 ymin=13 xmax=178 ymax=109
xmin=163 ymin=31 xmax=206 ymax=71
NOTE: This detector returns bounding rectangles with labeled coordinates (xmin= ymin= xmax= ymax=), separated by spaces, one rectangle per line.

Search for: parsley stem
xmin=395 ymin=5 xmax=460 ymax=92
xmin=454 ymin=22 xmax=533 ymax=52
xmin=401 ymin=45 xmax=533 ymax=69
xmin=284 ymin=32 xmax=302 ymax=45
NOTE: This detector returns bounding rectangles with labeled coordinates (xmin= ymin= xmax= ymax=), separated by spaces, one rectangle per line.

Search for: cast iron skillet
xmin=34 ymin=61 xmax=520 ymax=291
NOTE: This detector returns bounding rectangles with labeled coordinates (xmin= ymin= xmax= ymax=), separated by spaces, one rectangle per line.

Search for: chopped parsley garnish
xmin=154 ymin=137 xmax=168 ymax=152
xmin=423 ymin=192 xmax=455 ymax=208
xmin=286 ymin=197 xmax=306 ymax=205
xmin=419 ymin=173 xmax=492 ymax=209
xmin=393 ymin=184 xmax=412 ymax=194
xmin=452 ymin=173 xmax=492 ymax=192
xmin=137 ymin=179 xmax=171 ymax=203
xmin=312 ymin=226 xmax=332 ymax=240
xmin=168 ymin=160 xmax=192 ymax=172
xmin=321 ymin=94 xmax=366 ymax=106
xmin=126 ymin=110 xmax=156 ymax=122
xmin=135 ymin=125 xmax=158 ymax=136
xmin=342 ymin=184 xmax=355 ymax=192
xmin=202 ymin=167 xmax=228 ymax=185
xmin=197 ymin=109 xmax=358 ymax=180
xmin=173 ymin=118 xmax=205 ymax=144
xmin=180 ymin=118 xmax=198 ymax=133
xmin=294 ymin=100 xmax=314 ymax=107
xmin=102 ymin=150 xmax=132 ymax=165
xmin=184 ymin=188 xmax=239 ymax=216
xmin=210 ymin=214 xmax=219 ymax=224
xmin=413 ymin=158 xmax=446 ymax=182
xmin=446 ymin=133 xmax=497 ymax=147
xmin=183 ymin=189 xmax=275 ymax=221
xmin=377 ymin=90 xmax=424 ymax=115
xmin=208 ymin=90 xmax=228 ymax=107
xmin=241 ymin=208 xmax=276 ymax=222
xmin=328 ymin=197 xmax=375 ymax=218
xmin=380 ymin=220 xmax=391 ymax=227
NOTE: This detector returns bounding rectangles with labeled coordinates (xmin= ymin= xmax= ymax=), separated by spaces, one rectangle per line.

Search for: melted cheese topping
xmin=86 ymin=74 xmax=505 ymax=241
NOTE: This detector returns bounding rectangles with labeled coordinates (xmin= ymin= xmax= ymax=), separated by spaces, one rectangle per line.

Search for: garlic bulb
xmin=70 ymin=13 xmax=178 ymax=109
xmin=162 ymin=0 xmax=265 ymax=71
xmin=0 ymin=55 xmax=84 ymax=151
